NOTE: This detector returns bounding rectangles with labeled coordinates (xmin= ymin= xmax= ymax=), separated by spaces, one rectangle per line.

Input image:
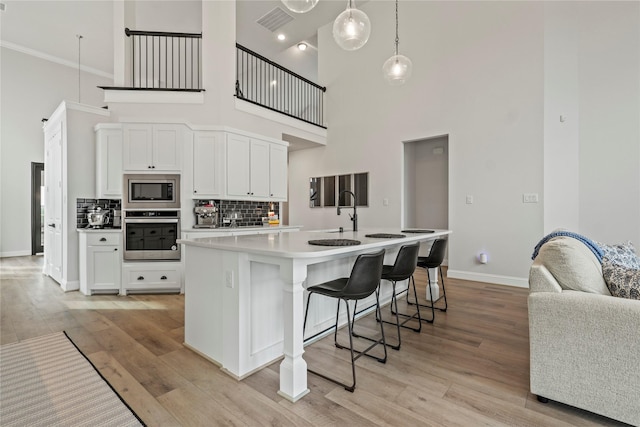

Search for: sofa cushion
xmin=602 ymin=261 xmax=640 ymax=300
xmin=598 ymin=240 xmax=640 ymax=269
xmin=536 ymin=237 xmax=610 ymax=295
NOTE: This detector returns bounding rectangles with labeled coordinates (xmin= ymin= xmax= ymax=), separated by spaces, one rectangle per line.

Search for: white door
xmin=153 ymin=125 xmax=182 ymax=171
xmin=45 ymin=124 xmax=63 ymax=283
xmin=226 ymin=133 xmax=251 ymax=198
xmin=250 ymin=139 xmax=270 ymax=198
xmin=269 ymin=143 xmax=287 ymax=200
xmin=123 ymin=124 xmax=153 ymax=170
xmin=193 ymin=131 xmax=223 ymax=197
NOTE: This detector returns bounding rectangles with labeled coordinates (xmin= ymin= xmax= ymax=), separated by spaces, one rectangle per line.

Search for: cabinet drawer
xmin=123 ymin=267 xmax=181 ymax=289
xmin=87 ymin=233 xmax=122 ymax=246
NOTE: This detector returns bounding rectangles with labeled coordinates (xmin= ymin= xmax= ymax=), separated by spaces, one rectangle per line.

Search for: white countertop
xmin=77 ymin=228 xmax=122 ymax=233
xmin=183 ymin=225 xmax=302 ymax=232
xmin=178 ymin=228 xmax=451 ymax=259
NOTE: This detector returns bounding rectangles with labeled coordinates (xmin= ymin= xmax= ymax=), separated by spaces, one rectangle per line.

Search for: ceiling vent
xmin=256 ymin=7 xmax=294 ymax=32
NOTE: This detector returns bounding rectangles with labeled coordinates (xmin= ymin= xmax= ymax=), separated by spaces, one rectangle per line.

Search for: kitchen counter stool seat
xmin=408 ymin=238 xmax=449 ymax=318
xmin=370 ymin=242 xmax=423 ymax=350
xmin=303 ymin=249 xmax=387 ymax=392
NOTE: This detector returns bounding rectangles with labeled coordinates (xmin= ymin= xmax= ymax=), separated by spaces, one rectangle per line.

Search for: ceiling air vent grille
xmin=256 ymin=7 xmax=294 ymax=32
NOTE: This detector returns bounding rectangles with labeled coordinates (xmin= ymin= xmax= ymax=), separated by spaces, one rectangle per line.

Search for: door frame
xmin=31 ymin=162 xmax=45 ymax=255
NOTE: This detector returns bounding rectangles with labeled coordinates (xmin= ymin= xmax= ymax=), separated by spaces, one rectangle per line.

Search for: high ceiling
xmin=0 ymin=0 xmax=354 ymax=82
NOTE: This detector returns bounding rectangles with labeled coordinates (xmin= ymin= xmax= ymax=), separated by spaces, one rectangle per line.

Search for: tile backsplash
xmin=200 ymin=200 xmax=279 ymax=227
xmin=77 ymin=198 xmax=121 ymax=229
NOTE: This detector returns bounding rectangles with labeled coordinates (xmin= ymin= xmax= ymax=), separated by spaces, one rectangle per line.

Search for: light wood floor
xmin=0 ymin=256 xmax=627 ymax=426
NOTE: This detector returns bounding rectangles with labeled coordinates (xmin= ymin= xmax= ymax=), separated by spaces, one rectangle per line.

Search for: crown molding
xmin=0 ymin=40 xmax=113 ymax=79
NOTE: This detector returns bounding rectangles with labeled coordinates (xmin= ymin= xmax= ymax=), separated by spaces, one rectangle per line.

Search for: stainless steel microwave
xmin=123 ymin=174 xmax=180 ymax=209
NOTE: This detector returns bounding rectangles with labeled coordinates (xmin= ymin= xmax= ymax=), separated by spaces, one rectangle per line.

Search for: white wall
xmin=289 ymin=1 xmax=640 ymax=286
xmin=575 ymin=2 xmax=640 ymax=245
xmin=0 ymin=48 xmax=110 ymax=257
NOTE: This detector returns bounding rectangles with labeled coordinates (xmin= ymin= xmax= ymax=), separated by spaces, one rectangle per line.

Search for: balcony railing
xmin=235 ymin=43 xmax=326 ymax=128
xmin=101 ymin=28 xmax=203 ymax=92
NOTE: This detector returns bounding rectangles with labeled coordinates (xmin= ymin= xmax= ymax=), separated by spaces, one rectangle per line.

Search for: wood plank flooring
xmin=0 ymin=256 xmax=629 ymax=426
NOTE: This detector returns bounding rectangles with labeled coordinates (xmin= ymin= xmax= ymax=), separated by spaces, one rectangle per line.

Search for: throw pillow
xmin=597 ymin=240 xmax=640 ymax=269
xmin=601 ymin=261 xmax=640 ymax=300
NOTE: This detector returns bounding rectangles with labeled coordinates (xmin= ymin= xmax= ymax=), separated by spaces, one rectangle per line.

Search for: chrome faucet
xmin=337 ymin=190 xmax=357 ymax=232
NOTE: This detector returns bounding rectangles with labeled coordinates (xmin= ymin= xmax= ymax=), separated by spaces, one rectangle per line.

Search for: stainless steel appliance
xmin=87 ymin=206 xmax=109 ymax=228
xmin=123 ymin=174 xmax=180 ymax=210
xmin=123 ymin=210 xmax=181 ymax=261
xmin=112 ymin=209 xmax=122 ymax=228
xmin=194 ymin=202 xmax=219 ymax=228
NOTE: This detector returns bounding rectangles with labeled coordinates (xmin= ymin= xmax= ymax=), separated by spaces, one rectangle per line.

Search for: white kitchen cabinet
xmin=123 ymin=124 xmax=183 ymax=171
xmin=225 ymin=133 xmax=287 ymax=201
xmin=43 ymin=101 xmax=111 ymax=292
xmin=79 ymin=231 xmax=122 ymax=295
xmin=95 ymin=124 xmax=123 ymax=198
xmin=121 ymin=262 xmax=182 ymax=295
xmin=192 ymin=131 xmax=225 ymax=198
xmin=269 ymin=143 xmax=287 ymax=201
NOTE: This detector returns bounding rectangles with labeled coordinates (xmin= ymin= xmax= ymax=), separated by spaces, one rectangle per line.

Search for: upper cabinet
xmin=123 ymin=124 xmax=183 ymax=171
xmin=225 ymin=133 xmax=287 ymax=201
xmin=192 ymin=131 xmax=225 ymax=198
xmin=95 ymin=124 xmax=123 ymax=198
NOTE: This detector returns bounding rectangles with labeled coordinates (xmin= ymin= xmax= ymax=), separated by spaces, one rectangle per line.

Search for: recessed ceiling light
xmin=277 ymin=34 xmax=286 ymax=41
xmin=297 ymin=42 xmax=307 ymax=51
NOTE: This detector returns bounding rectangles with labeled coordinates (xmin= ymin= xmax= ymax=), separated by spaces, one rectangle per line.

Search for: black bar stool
xmin=408 ymin=238 xmax=449 ymax=320
xmin=374 ymin=242 xmax=422 ymax=350
xmin=302 ymin=249 xmax=387 ymax=392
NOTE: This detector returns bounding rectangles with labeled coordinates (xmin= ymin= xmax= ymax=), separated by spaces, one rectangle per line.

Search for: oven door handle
xmin=124 ymin=218 xmax=180 ymax=224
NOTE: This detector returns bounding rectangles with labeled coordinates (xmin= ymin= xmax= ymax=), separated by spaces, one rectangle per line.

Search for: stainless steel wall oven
xmin=123 ymin=210 xmax=181 ymax=261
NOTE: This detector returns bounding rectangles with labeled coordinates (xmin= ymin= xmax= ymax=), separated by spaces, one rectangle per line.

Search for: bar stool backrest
xmin=419 ymin=239 xmax=448 ymax=268
xmin=343 ymin=250 xmax=386 ymax=299
xmin=383 ymin=242 xmax=421 ymax=281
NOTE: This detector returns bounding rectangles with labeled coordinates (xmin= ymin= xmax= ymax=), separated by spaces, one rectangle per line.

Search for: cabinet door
xmin=226 ymin=133 xmax=251 ymax=198
xmin=123 ymin=124 xmax=153 ymax=170
xmin=250 ymin=139 xmax=270 ymax=198
xmin=96 ymin=128 xmax=123 ymax=197
xmin=193 ymin=131 xmax=224 ymax=197
xmin=153 ymin=125 xmax=182 ymax=171
xmin=88 ymin=245 xmax=121 ymax=291
xmin=269 ymin=143 xmax=288 ymax=200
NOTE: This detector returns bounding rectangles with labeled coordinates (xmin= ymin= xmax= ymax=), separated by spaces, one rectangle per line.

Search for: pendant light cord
xmin=394 ymin=0 xmax=399 ymax=56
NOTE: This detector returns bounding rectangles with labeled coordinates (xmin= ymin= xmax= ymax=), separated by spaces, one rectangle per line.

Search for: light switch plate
xmin=466 ymin=195 xmax=473 ymax=204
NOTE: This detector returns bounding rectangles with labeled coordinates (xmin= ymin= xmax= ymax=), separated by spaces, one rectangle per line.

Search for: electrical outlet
xmin=523 ymin=193 xmax=539 ymax=203
xmin=466 ymin=195 xmax=474 ymax=204
xmin=225 ymin=271 xmax=234 ymax=288
xmin=383 ymin=198 xmax=389 ymax=206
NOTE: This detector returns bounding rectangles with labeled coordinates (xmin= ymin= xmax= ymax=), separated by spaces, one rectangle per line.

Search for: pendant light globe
xmin=333 ymin=3 xmax=371 ymax=51
xmin=281 ymin=0 xmax=318 ymax=14
xmin=383 ymin=54 xmax=412 ymax=85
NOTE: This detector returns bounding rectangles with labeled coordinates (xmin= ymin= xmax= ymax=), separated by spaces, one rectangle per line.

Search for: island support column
xmin=426 ymin=267 xmax=440 ymax=301
xmin=277 ymin=259 xmax=310 ymax=402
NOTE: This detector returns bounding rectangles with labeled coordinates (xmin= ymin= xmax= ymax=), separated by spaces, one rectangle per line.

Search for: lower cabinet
xmin=121 ymin=262 xmax=183 ymax=295
xmin=79 ymin=231 xmax=122 ymax=295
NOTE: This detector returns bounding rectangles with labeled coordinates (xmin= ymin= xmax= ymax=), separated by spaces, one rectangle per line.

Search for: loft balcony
xmin=100 ymin=28 xmax=326 ymax=130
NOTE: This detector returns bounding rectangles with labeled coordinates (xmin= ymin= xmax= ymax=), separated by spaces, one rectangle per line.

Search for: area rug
xmin=0 ymin=331 xmax=144 ymax=426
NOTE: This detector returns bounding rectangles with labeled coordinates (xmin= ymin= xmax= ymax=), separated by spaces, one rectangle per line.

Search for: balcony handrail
xmin=125 ymin=28 xmax=202 ymax=39
xmin=236 ymin=43 xmax=326 ymax=93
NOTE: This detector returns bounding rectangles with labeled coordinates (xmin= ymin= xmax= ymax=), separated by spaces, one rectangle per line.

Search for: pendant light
xmin=333 ymin=0 xmax=371 ymax=51
xmin=281 ymin=0 xmax=318 ymax=14
xmin=382 ymin=0 xmax=412 ymax=85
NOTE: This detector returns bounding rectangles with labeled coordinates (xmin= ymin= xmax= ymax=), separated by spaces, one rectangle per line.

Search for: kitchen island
xmin=178 ymin=228 xmax=451 ymax=402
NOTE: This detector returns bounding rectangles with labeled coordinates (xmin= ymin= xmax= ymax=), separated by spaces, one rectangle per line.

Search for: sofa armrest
xmin=528 ymin=290 xmax=640 ymax=425
xmin=528 ymin=259 xmax=562 ymax=293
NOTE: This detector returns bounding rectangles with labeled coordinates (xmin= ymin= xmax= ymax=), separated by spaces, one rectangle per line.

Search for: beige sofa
xmin=528 ymin=236 xmax=640 ymax=426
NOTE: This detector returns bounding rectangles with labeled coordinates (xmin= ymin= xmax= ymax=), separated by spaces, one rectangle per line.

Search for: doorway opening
xmin=31 ymin=162 xmax=45 ymax=255
xmin=403 ymin=135 xmax=449 ymax=252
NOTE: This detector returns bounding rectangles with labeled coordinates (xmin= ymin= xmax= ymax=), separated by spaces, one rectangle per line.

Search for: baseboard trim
xmin=447 ymin=270 xmax=529 ymax=288
xmin=0 ymin=250 xmax=31 ymax=258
